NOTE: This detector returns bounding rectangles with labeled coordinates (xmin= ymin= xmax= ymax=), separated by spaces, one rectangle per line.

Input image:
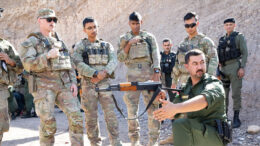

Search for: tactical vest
xmin=218 ymin=31 xmax=241 ymax=65
xmin=128 ymin=36 xmax=151 ymax=60
xmin=27 ymin=32 xmax=72 ymax=71
xmin=176 ymin=35 xmax=205 ymax=73
xmin=160 ymin=52 xmax=176 ymax=74
xmin=82 ymin=39 xmax=109 ymax=65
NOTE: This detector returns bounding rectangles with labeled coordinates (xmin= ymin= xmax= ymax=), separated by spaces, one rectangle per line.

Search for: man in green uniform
xmin=8 ymin=86 xmax=18 ymax=120
xmin=19 ymin=8 xmax=83 ymax=146
xmin=0 ymin=7 xmax=23 ymax=144
xmin=217 ymin=18 xmax=248 ymax=128
xmin=160 ymin=12 xmax=219 ymax=145
xmin=21 ymin=73 xmax=37 ymax=118
xmin=73 ymin=17 xmax=122 ymax=146
xmin=117 ymin=12 xmax=161 ymax=146
xmin=154 ymin=49 xmax=227 ymax=146
xmin=160 ymin=38 xmax=176 ymax=101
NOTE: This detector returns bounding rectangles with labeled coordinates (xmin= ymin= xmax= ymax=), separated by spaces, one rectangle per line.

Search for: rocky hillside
xmin=0 ymin=0 xmax=259 ymax=125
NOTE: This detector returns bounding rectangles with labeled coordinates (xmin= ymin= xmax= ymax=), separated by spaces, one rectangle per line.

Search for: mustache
xmin=196 ymin=69 xmax=203 ymax=73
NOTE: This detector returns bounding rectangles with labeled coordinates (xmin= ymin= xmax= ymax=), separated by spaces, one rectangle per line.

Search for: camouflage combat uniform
xmin=0 ymin=38 xmax=23 ymax=143
xmin=73 ymin=38 xmax=121 ymax=146
xmin=117 ymin=30 xmax=160 ymax=145
xmin=172 ymin=33 xmax=219 ymax=87
xmin=19 ymin=32 xmax=83 ymax=146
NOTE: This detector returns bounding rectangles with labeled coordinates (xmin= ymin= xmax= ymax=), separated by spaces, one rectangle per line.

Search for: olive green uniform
xmin=172 ymin=74 xmax=227 ymax=146
xmin=73 ymin=38 xmax=121 ymax=146
xmin=0 ymin=38 xmax=23 ymax=143
xmin=118 ymin=30 xmax=161 ymax=145
xmin=218 ymin=31 xmax=248 ymax=111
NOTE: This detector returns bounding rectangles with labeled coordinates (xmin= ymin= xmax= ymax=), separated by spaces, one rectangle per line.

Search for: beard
xmin=194 ymin=69 xmax=204 ymax=78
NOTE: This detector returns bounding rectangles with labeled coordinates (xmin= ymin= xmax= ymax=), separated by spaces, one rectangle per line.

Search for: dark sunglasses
xmin=184 ymin=23 xmax=196 ymax=28
xmin=45 ymin=17 xmax=58 ymax=23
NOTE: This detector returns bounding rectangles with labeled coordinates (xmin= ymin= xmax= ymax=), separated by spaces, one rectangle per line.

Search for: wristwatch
xmin=93 ymin=71 xmax=98 ymax=78
xmin=154 ymin=69 xmax=160 ymax=74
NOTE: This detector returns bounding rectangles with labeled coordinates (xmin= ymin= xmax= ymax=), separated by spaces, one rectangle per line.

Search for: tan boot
xmin=159 ymin=135 xmax=174 ymax=145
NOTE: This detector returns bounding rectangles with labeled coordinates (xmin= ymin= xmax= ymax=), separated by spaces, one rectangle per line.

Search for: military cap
xmin=37 ymin=8 xmax=56 ymax=19
xmin=224 ymin=18 xmax=235 ymax=24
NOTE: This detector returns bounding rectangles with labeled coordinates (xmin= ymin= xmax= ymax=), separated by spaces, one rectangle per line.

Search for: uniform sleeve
xmin=203 ymin=37 xmax=219 ymax=75
xmin=6 ymin=42 xmax=23 ymax=74
xmin=68 ymin=67 xmax=77 ymax=84
xmin=105 ymin=43 xmax=117 ymax=75
xmin=117 ymin=36 xmax=128 ymax=62
xmin=72 ymin=41 xmax=96 ymax=78
xmin=149 ymin=34 xmax=160 ymax=69
xmin=238 ymin=34 xmax=248 ymax=68
xmin=19 ymin=37 xmax=49 ymax=72
xmin=200 ymin=80 xmax=225 ymax=109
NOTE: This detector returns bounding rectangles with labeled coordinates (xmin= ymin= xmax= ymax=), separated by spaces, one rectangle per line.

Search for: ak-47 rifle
xmin=96 ymin=81 xmax=182 ymax=120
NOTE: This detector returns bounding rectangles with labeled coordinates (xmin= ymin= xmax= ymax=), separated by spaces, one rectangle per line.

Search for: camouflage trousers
xmin=81 ymin=79 xmax=121 ymax=146
xmin=0 ymin=88 xmax=10 ymax=144
xmin=125 ymin=63 xmax=160 ymax=145
xmin=32 ymin=88 xmax=83 ymax=146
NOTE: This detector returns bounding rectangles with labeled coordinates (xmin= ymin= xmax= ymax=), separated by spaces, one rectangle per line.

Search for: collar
xmin=186 ymin=73 xmax=208 ymax=88
xmin=184 ymin=32 xmax=204 ymax=41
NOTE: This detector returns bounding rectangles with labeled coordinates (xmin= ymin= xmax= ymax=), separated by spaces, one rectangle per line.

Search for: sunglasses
xmin=45 ymin=17 xmax=58 ymax=23
xmin=184 ymin=23 xmax=196 ymax=28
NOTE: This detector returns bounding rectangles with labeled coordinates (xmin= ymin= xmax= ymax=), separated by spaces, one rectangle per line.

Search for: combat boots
xmin=232 ymin=110 xmax=241 ymax=128
xmin=159 ymin=134 xmax=174 ymax=145
xmin=21 ymin=112 xmax=31 ymax=119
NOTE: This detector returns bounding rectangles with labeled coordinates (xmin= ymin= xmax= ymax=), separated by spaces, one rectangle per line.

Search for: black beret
xmin=224 ymin=18 xmax=235 ymax=24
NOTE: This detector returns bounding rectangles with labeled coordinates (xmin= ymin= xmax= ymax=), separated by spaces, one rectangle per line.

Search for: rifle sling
xmin=111 ymin=87 xmax=162 ymax=120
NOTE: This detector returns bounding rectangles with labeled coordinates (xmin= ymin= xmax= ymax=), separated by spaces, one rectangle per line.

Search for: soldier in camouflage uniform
xmin=19 ymin=9 xmax=83 ymax=146
xmin=117 ymin=12 xmax=161 ymax=146
xmin=160 ymin=12 xmax=218 ymax=145
xmin=0 ymin=7 xmax=23 ymax=144
xmin=72 ymin=17 xmax=122 ymax=146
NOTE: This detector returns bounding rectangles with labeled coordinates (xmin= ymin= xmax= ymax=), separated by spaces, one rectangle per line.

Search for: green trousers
xmin=220 ymin=61 xmax=242 ymax=111
xmin=8 ymin=92 xmax=18 ymax=113
xmin=24 ymin=92 xmax=34 ymax=113
xmin=172 ymin=119 xmax=224 ymax=146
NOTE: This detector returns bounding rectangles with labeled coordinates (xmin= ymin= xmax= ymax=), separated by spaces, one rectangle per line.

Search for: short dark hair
xmin=185 ymin=49 xmax=204 ymax=64
xmin=162 ymin=38 xmax=172 ymax=44
xmin=82 ymin=17 xmax=96 ymax=27
xmin=129 ymin=12 xmax=142 ymax=21
xmin=184 ymin=12 xmax=198 ymax=21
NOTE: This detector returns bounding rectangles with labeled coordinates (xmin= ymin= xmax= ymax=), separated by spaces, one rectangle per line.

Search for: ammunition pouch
xmin=82 ymin=40 xmax=109 ymax=65
xmin=50 ymin=42 xmax=72 ymax=71
xmin=215 ymin=119 xmax=232 ymax=144
xmin=129 ymin=40 xmax=150 ymax=60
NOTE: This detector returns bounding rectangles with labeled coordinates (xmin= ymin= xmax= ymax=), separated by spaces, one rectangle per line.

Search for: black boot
xmin=232 ymin=110 xmax=241 ymax=128
xmin=11 ymin=113 xmax=16 ymax=120
xmin=21 ymin=112 xmax=31 ymax=119
xmin=32 ymin=112 xmax=37 ymax=117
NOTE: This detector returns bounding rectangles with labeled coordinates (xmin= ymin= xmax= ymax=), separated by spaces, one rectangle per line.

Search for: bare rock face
xmin=0 ymin=0 xmax=259 ymax=124
xmin=247 ymin=125 xmax=260 ymax=134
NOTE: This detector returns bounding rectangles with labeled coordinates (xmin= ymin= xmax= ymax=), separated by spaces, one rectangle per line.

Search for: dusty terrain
xmin=0 ymin=0 xmax=260 ymax=145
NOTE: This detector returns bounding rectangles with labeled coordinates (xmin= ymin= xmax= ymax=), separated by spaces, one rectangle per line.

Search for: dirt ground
xmin=2 ymin=92 xmax=260 ymax=146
